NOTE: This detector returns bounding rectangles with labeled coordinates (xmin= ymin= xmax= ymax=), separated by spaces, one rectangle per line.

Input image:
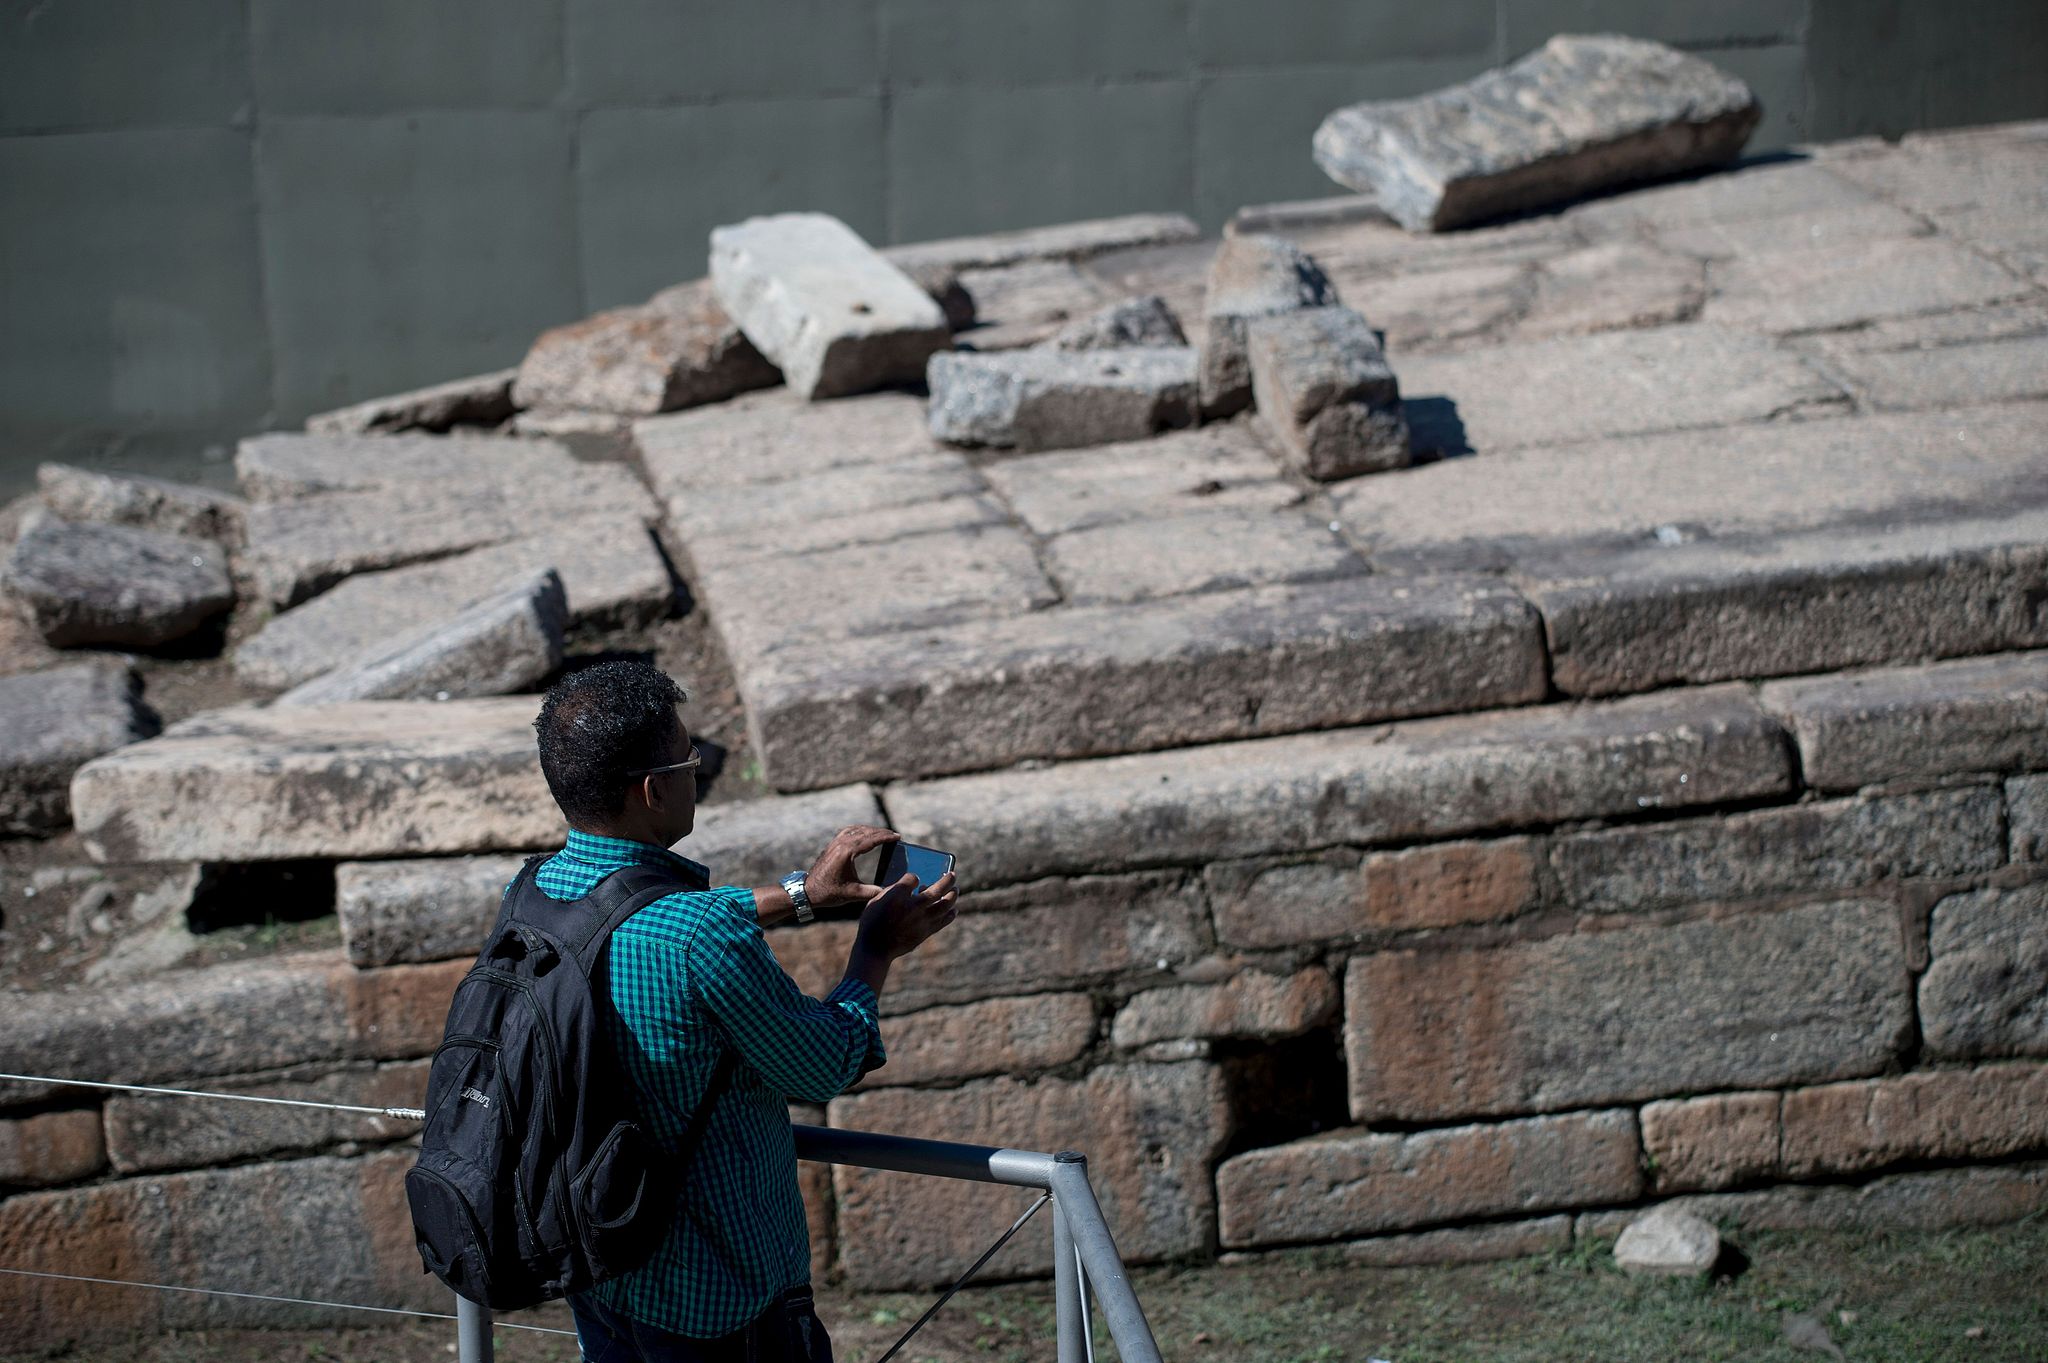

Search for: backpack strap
xmin=563 ymin=864 xmax=689 ymax=967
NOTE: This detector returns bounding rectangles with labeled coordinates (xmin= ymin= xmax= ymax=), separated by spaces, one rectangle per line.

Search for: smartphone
xmin=875 ymin=841 xmax=955 ymax=891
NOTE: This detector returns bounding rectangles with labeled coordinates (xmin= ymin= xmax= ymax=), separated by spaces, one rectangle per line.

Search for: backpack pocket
xmin=406 ymin=1155 xmax=501 ymax=1306
xmin=571 ymin=1119 xmax=668 ymax=1279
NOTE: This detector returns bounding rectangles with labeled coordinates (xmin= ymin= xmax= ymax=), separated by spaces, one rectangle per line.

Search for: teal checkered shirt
xmin=532 ymin=829 xmax=884 ymax=1338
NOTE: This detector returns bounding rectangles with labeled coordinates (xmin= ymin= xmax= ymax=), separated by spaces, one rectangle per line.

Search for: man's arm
xmin=750 ymin=824 xmax=899 ymax=928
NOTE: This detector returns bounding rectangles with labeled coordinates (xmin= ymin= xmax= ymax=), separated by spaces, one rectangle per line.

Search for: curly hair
xmin=534 ymin=661 xmax=689 ymax=825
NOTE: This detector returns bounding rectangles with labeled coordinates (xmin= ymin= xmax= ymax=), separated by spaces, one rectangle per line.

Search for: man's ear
xmin=636 ymin=774 xmax=663 ymax=814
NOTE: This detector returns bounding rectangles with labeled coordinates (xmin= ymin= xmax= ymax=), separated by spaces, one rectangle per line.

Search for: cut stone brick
xmin=1706 ymin=236 xmax=2031 ymax=335
xmin=0 ymin=1109 xmax=105 ymax=1188
xmin=1641 ymin=1091 xmax=1781 ymax=1193
xmin=1920 ymin=881 xmax=2048 ymax=1061
xmin=104 ymin=1061 xmax=429 ymax=1175
xmin=861 ymin=993 xmax=1096 ymax=1088
xmin=1247 ymin=306 xmax=1409 ymax=479
xmin=5 ymin=515 xmax=233 ymax=648
xmin=1567 ymin=159 xmax=1888 ymax=238
xmin=70 ymin=698 xmax=555 ymax=863
xmin=1362 ymin=837 xmax=1544 ymax=933
xmin=1044 ymin=508 xmax=1362 ymax=606
xmin=1818 ymin=333 xmax=2048 ymax=412
xmin=305 ymin=367 xmax=518 ymax=436
xmin=665 ymin=452 xmax=984 ymax=552
xmin=1199 ymin=235 xmax=1338 ymax=416
xmin=1345 ymin=899 xmax=1913 ymax=1122
xmin=710 ymin=213 xmax=949 ymax=399
xmin=1549 ymin=786 xmax=2005 ymax=915
xmin=1512 ymin=241 xmax=1706 ymax=341
xmin=982 ymin=422 xmax=1303 ymax=536
xmin=883 ymin=212 xmax=1201 ymax=274
xmin=892 ymin=684 xmax=1790 ymax=887
xmin=1348 ymin=259 xmax=1531 ymax=352
xmin=829 ymin=1062 xmax=1229 ymax=1287
xmin=0 ymin=660 xmax=155 ymax=835
xmin=1781 ymin=1063 xmax=2048 ymax=1178
xmin=2012 ymin=774 xmax=2048 ymax=864
xmin=1205 ymin=854 xmax=1361 ymax=950
xmin=742 ymin=575 xmax=1545 ymax=791
xmin=953 ymin=260 xmax=1114 ymax=351
xmin=1111 ymin=967 xmax=1337 ymax=1049
xmin=1313 ymin=35 xmax=1759 ymax=232
xmin=1758 ymin=650 xmax=2048 ymax=792
xmin=634 ymin=388 xmax=939 ymax=495
xmin=1216 ymin=1109 xmax=1641 ymax=1248
xmin=512 ymin=280 xmax=780 ymax=416
xmin=1654 ymin=201 xmax=1930 ymax=262
xmin=37 ymin=462 xmax=247 ymax=547
xmin=234 ymin=430 xmax=586 ymax=501
xmin=1656 ymin=1163 xmax=2048 ymax=1236
xmin=1045 ymin=294 xmax=1187 ymax=350
xmin=926 ymin=347 xmax=1198 ymax=451
xmin=1336 ymin=1215 xmax=1572 ymax=1267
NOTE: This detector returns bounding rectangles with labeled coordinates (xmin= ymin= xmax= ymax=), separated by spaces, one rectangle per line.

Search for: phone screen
xmin=877 ymin=841 xmax=955 ymax=890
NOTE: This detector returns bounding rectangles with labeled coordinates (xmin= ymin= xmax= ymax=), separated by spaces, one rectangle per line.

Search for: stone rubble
xmin=0 ymin=661 xmax=156 ymax=834
xmin=1044 ymin=294 xmax=1188 ymax=350
xmin=1245 ymin=305 xmax=1410 ymax=478
xmin=36 ymin=463 xmax=247 ymax=548
xmin=1613 ymin=1207 xmax=1723 ymax=1276
xmin=4 ymin=514 xmax=234 ymax=648
xmin=305 ymin=367 xmax=517 ymax=436
xmin=512 ymin=279 xmax=780 ymax=416
xmin=1198 ymin=234 xmax=1339 ymax=416
xmin=926 ymin=346 xmax=1198 ymax=450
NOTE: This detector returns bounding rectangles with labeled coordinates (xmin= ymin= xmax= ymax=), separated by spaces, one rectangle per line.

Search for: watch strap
xmin=781 ymin=870 xmax=814 ymax=924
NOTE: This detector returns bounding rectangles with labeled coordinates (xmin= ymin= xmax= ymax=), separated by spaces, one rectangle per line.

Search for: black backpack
xmin=405 ymin=856 xmax=728 ymax=1310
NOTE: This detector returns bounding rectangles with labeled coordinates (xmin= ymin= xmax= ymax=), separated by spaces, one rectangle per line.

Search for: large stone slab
xmin=37 ymin=462 xmax=247 ymax=547
xmin=1246 ymin=306 xmax=1410 ymax=479
xmin=1344 ymin=899 xmax=1914 ymax=1122
xmin=926 ymin=347 xmax=1198 ymax=451
xmin=859 ymin=993 xmax=1096 ymax=1089
xmin=104 ymin=1061 xmax=428 ymax=1175
xmin=1781 ymin=1063 xmax=2048 ymax=1179
xmin=882 ymin=212 xmax=1201 ymax=273
xmin=981 ymin=422 xmax=1303 ymax=536
xmin=741 ymin=575 xmax=1546 ymax=791
xmin=710 ymin=212 xmax=949 ymax=399
xmin=1816 ymin=332 xmax=2048 ymax=412
xmin=0 ymin=661 xmax=155 ymax=835
xmin=890 ymin=685 xmax=1792 ymax=886
xmin=1111 ymin=967 xmax=1337 ymax=1049
xmin=512 ymin=280 xmax=780 ymax=416
xmin=1043 ymin=508 xmax=1363 ymax=606
xmin=69 ymin=698 xmax=555 ymax=863
xmin=234 ymin=430 xmax=585 ymax=501
xmin=1706 ymin=236 xmax=2031 ymax=335
xmin=305 ymin=367 xmax=518 ymax=436
xmin=1199 ymin=234 xmax=1338 ymax=417
xmin=5 ymin=516 xmax=233 ymax=647
xmin=1217 ymin=1110 xmax=1641 ymax=1247
xmin=1758 ymin=651 xmax=2048 ymax=792
xmin=1920 ymin=882 xmax=2048 ymax=1061
xmin=633 ymin=389 xmax=939 ymax=495
xmin=1313 ymin=35 xmax=1759 ymax=232
xmin=664 ymin=452 xmax=986 ymax=557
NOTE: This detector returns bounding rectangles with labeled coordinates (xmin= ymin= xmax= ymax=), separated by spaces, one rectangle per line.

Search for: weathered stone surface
xmin=1045 ymin=294 xmax=1187 ymax=351
xmin=2012 ymin=774 xmax=2048 ymax=864
xmin=926 ymin=347 xmax=1198 ymax=451
xmin=1314 ymin=35 xmax=1759 ymax=232
xmin=1229 ymin=195 xmax=1388 ymax=239
xmin=1781 ymin=1063 xmax=2048 ymax=1178
xmin=305 ymin=367 xmax=518 ymax=436
xmin=37 ymin=462 xmax=247 ymax=546
xmin=1659 ymin=1163 xmax=2048 ymax=1236
xmin=1337 ymin=1215 xmax=1572 ymax=1267
xmin=1549 ymin=787 xmax=2004 ymax=915
xmin=1199 ymin=234 xmax=1337 ymax=416
xmin=1338 ymin=259 xmax=1530 ymax=352
xmin=1111 ymin=968 xmax=1336 ymax=1049
xmin=1389 ymin=324 xmax=1840 ymax=458
xmin=893 ymin=685 xmax=1790 ymax=887
xmin=235 ymin=430 xmax=584 ymax=501
xmin=1655 ymin=200 xmax=1930 ymax=263
xmin=276 ymin=569 xmax=565 ymax=706
xmin=665 ymin=452 xmax=984 ymax=553
xmin=1819 ymin=332 xmax=2048 ymax=412
xmin=512 ymin=280 xmax=780 ymax=416
xmin=1513 ymin=241 xmax=1706 ymax=341
xmin=5 ymin=516 xmax=232 ymax=647
xmin=1522 ymin=511 xmax=2048 ymax=696
xmin=104 ymin=1061 xmax=429 ymax=1175
xmin=1044 ymin=508 xmax=1362 ymax=605
xmin=953 ymin=261 xmax=1114 ymax=350
xmin=1292 ymin=213 xmax=1577 ymax=290
xmin=1077 ymin=240 xmax=1218 ymax=350
xmin=830 ymin=1062 xmax=1230 ymax=1286
xmin=744 ymin=575 xmax=1545 ymax=791
xmin=710 ymin=213 xmax=949 ymax=399
xmin=234 ymin=525 xmax=673 ymax=689
xmin=1216 ymin=1110 xmax=1641 ymax=1247
xmin=982 ymin=422 xmax=1303 ymax=536
xmin=1205 ymin=854 xmax=1360 ymax=950
xmin=1362 ymin=837 xmax=1544 ymax=933
xmin=1347 ymin=900 xmax=1914 ymax=1122
xmin=1614 ymin=1207 xmax=1721 ymax=1277
xmin=0 ymin=1109 xmax=105 ymax=1188
xmin=862 ymin=993 xmax=1096 ymax=1088
xmin=1567 ymin=159 xmax=1888 ymax=238
xmin=70 ymin=698 xmax=555 ymax=863
xmin=634 ymin=388 xmax=938 ymax=495
xmin=1246 ymin=306 xmax=1410 ymax=479
xmin=506 ymin=407 xmax=632 ymax=437
xmin=1642 ymin=1091 xmax=1780 ymax=1193
xmin=0 ymin=660 xmax=154 ymax=834
xmin=1920 ymin=882 xmax=2048 ymax=1061
xmin=1758 ymin=650 xmax=2048 ymax=792
xmin=1707 ymin=236 xmax=2031 ymax=335
xmin=883 ymin=213 xmax=1201 ymax=274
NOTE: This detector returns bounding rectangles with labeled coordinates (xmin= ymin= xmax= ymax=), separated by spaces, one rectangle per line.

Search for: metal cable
xmin=875 ymin=1192 xmax=1050 ymax=1363
xmin=0 ymin=1071 xmax=426 ymax=1121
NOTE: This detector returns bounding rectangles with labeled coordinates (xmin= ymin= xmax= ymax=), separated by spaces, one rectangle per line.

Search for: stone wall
xmin=5 ymin=0 xmax=2047 ymax=491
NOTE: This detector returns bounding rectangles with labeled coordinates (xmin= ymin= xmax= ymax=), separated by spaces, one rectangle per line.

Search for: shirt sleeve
xmin=687 ymin=888 xmax=885 ymax=1103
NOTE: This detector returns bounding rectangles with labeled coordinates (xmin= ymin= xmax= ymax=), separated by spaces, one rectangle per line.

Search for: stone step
xmin=0 ymin=661 xmax=155 ymax=835
xmin=633 ymin=388 xmax=940 ymax=495
xmin=881 ymin=212 xmax=1200 ymax=274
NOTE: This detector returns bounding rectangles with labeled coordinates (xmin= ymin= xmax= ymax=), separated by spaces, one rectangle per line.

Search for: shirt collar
xmin=560 ymin=828 xmax=710 ymax=888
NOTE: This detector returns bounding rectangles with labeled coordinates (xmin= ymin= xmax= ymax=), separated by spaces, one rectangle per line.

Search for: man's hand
xmin=856 ymin=871 xmax=959 ymax=961
xmin=805 ymin=824 xmax=898 ymax=911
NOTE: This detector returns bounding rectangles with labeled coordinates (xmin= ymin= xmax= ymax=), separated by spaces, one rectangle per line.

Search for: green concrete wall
xmin=2 ymin=0 xmax=2044 ymax=494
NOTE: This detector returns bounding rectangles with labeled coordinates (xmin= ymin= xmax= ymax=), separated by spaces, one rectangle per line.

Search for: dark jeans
xmin=570 ymin=1290 xmax=834 ymax=1363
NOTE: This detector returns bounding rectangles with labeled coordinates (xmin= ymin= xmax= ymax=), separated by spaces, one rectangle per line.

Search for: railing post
xmin=456 ymin=1292 xmax=494 ymax=1363
xmin=1047 ymin=1155 xmax=1163 ymax=1363
xmin=1053 ymin=1179 xmax=1087 ymax=1363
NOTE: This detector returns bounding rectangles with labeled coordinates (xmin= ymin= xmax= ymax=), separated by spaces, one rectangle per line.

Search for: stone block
xmin=0 ymin=661 xmax=156 ymax=835
xmin=37 ymin=463 xmax=248 ymax=547
xmin=1337 ymin=1215 xmax=1572 ymax=1268
xmin=1079 ymin=239 xmax=1218 ymax=349
xmin=1246 ymin=306 xmax=1410 ymax=479
xmin=1549 ymin=787 xmax=2005 ymax=915
xmin=1204 ymin=854 xmax=1361 ymax=950
xmin=2012 ymin=775 xmax=2048 ymax=864
xmin=513 ymin=280 xmax=780 ymax=416
xmin=634 ymin=388 xmax=938 ymax=495
xmin=1216 ymin=1109 xmax=1641 ymax=1247
xmin=1660 ymin=1163 xmax=2048 ymax=1236
xmin=276 ymin=569 xmax=564 ymax=706
xmin=235 ymin=430 xmax=591 ymax=501
xmin=1314 ymin=35 xmax=1759 ymax=231
xmin=743 ymin=575 xmax=1545 ymax=791
xmin=926 ymin=347 xmax=1198 ymax=452
xmin=1523 ymin=512 xmax=2048 ymax=697
xmin=1044 ymin=508 xmax=1362 ymax=606
xmin=666 ymin=452 xmax=984 ymax=555
xmin=104 ymin=1061 xmax=430 ymax=1175
xmin=0 ymin=1110 xmax=106 ymax=1189
xmin=1641 ymin=1091 xmax=1781 ymax=1193
xmin=1706 ymin=236 xmax=2031 ymax=335
xmin=1920 ymin=882 xmax=2048 ymax=1061
xmin=1781 ymin=1063 xmax=2048 ymax=1178
xmin=982 ymin=422 xmax=1303 ymax=536
xmin=5 ymin=516 xmax=233 ymax=648
xmin=1362 ymin=837 xmax=1544 ymax=932
xmin=1820 ymin=333 xmax=2048 ymax=412
xmin=1199 ymin=234 xmax=1338 ymax=416
xmin=829 ymin=1062 xmax=1230 ymax=1287
xmin=710 ymin=213 xmax=948 ymax=399
xmin=1111 ymin=967 xmax=1337 ymax=1049
xmin=1511 ymin=241 xmax=1707 ymax=342
xmin=1759 ymin=651 xmax=2048 ymax=792
xmin=1045 ymin=295 xmax=1187 ymax=351
xmin=233 ymin=525 xmax=673 ymax=690
xmin=1655 ymin=201 xmax=1930 ymax=262
xmin=893 ymin=684 xmax=1791 ymax=888
xmin=304 ymin=368 xmax=518 ymax=436
xmin=884 ymin=213 xmax=1201 ymax=274
xmin=1346 ymin=898 xmax=1913 ymax=1122
xmin=70 ymin=699 xmax=555 ymax=864
xmin=953 ymin=261 xmax=1115 ymax=351
xmin=862 ymin=994 xmax=1096 ymax=1089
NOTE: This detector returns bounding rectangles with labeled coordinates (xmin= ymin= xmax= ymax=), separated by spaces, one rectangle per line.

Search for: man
xmin=529 ymin=660 xmax=957 ymax=1361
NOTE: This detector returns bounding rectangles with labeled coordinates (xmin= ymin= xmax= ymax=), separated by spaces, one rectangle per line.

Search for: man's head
xmin=534 ymin=661 xmax=696 ymax=845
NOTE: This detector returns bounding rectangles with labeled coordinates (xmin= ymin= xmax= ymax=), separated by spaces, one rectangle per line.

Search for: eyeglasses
xmin=627 ymin=747 xmax=702 ymax=778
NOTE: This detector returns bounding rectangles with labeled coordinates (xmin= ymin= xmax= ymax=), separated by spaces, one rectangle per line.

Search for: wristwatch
xmin=781 ymin=871 xmax=815 ymax=925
